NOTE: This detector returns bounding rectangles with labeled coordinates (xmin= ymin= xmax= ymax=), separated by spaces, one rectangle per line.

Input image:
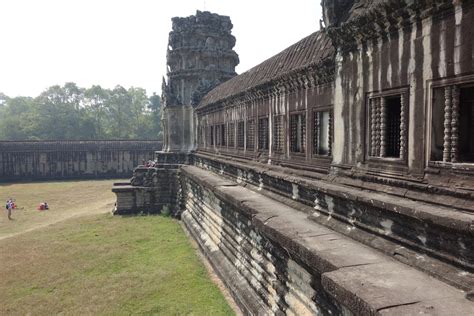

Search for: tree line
xmin=0 ymin=82 xmax=161 ymax=141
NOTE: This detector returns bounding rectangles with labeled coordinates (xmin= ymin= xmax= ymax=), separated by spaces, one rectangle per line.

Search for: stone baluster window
xmin=431 ymin=83 xmax=474 ymax=163
xmin=258 ymin=117 xmax=269 ymax=151
xmin=313 ymin=110 xmax=333 ymax=156
xmin=273 ymin=115 xmax=284 ymax=152
xmin=369 ymin=93 xmax=407 ymax=159
xmin=246 ymin=119 xmax=255 ymax=150
xmin=290 ymin=113 xmax=306 ymax=153
xmin=237 ymin=121 xmax=245 ymax=148
xmin=228 ymin=122 xmax=235 ymax=148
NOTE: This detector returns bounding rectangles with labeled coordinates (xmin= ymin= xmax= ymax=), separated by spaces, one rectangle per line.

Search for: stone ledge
xmin=181 ymin=165 xmax=473 ymax=315
xmin=192 ymin=154 xmax=474 ymax=274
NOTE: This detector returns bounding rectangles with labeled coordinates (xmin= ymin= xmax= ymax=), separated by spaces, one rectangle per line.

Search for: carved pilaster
xmin=380 ymin=97 xmax=387 ymax=157
xmin=370 ymin=98 xmax=377 ymax=156
xmin=399 ymin=94 xmax=407 ymax=160
xmin=451 ymin=86 xmax=460 ymax=163
xmin=443 ymin=86 xmax=452 ymax=162
xmin=375 ymin=98 xmax=381 ymax=157
xmin=314 ymin=111 xmax=321 ymax=155
xmin=328 ymin=110 xmax=333 ymax=156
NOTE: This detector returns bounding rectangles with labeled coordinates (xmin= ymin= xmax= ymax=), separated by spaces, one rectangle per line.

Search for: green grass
xmin=0 ymin=181 xmax=234 ymax=315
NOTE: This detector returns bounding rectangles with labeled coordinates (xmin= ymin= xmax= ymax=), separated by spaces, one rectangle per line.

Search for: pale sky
xmin=0 ymin=0 xmax=322 ymax=97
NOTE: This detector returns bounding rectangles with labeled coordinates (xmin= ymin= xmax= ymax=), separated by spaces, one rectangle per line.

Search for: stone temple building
xmin=114 ymin=1 xmax=474 ymax=315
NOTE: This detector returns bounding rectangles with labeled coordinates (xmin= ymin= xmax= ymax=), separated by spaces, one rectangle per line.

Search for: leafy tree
xmin=149 ymin=92 xmax=162 ymax=138
xmin=0 ymin=96 xmax=35 ymax=140
xmin=84 ymin=85 xmax=109 ymax=139
xmin=0 ymin=83 xmax=162 ymax=141
xmin=105 ymin=85 xmax=133 ymax=139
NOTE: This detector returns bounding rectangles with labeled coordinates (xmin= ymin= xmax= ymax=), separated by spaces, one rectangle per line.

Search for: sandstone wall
xmin=112 ymin=153 xmax=473 ymax=314
xmin=0 ymin=140 xmax=161 ymax=182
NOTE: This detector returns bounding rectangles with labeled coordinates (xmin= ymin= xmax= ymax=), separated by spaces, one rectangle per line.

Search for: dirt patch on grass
xmin=0 ymin=179 xmax=121 ymax=240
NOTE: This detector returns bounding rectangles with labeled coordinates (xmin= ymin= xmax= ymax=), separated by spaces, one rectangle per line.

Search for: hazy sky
xmin=0 ymin=0 xmax=322 ymax=97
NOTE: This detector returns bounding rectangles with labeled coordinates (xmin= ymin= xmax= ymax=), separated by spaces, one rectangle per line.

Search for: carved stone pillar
xmin=314 ymin=111 xmax=320 ymax=155
xmin=370 ymin=98 xmax=377 ymax=156
xmin=451 ymin=86 xmax=460 ymax=163
xmin=443 ymin=86 xmax=452 ymax=162
xmin=380 ymin=97 xmax=387 ymax=157
xmin=375 ymin=98 xmax=381 ymax=157
xmin=328 ymin=110 xmax=333 ymax=156
xmin=399 ymin=94 xmax=407 ymax=160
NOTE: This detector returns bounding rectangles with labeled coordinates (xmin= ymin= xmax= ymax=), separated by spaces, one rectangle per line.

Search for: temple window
xmin=313 ymin=110 xmax=332 ymax=156
xmin=246 ymin=119 xmax=255 ymax=150
xmin=273 ymin=115 xmax=284 ymax=152
xmin=210 ymin=126 xmax=214 ymax=146
xmin=221 ymin=124 xmax=226 ymax=147
xmin=369 ymin=93 xmax=407 ymax=159
xmin=237 ymin=121 xmax=244 ymax=148
xmin=228 ymin=122 xmax=235 ymax=148
xmin=215 ymin=125 xmax=221 ymax=146
xmin=431 ymin=84 xmax=474 ymax=163
xmin=290 ymin=113 xmax=306 ymax=153
xmin=258 ymin=117 xmax=269 ymax=151
xmin=199 ymin=125 xmax=205 ymax=147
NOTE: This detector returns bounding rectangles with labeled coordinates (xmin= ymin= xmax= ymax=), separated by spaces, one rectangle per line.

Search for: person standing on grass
xmin=5 ymin=199 xmax=13 ymax=220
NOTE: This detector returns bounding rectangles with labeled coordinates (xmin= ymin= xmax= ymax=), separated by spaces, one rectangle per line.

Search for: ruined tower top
xmin=321 ymin=0 xmax=355 ymax=27
xmin=162 ymin=10 xmax=239 ymax=108
xmin=161 ymin=10 xmax=239 ymax=152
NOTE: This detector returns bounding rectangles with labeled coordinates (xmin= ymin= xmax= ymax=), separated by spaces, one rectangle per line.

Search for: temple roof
xmin=198 ymin=30 xmax=334 ymax=108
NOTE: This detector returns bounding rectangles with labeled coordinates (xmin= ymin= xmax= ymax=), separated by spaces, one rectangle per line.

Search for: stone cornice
xmin=196 ymin=57 xmax=335 ymax=115
xmin=327 ymin=0 xmax=462 ymax=55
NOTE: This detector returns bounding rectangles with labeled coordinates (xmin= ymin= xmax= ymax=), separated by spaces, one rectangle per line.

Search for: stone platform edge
xmin=180 ymin=165 xmax=474 ymax=316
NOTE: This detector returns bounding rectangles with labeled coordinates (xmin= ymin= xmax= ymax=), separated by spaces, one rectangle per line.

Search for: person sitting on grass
xmin=37 ymin=202 xmax=49 ymax=211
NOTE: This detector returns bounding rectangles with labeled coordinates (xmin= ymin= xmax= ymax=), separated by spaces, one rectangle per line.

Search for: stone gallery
xmin=113 ymin=1 xmax=474 ymax=315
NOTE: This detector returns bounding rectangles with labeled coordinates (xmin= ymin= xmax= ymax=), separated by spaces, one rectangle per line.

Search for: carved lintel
xmin=380 ymin=97 xmax=387 ymax=157
xmin=443 ymin=86 xmax=452 ymax=162
xmin=451 ymin=85 xmax=460 ymax=163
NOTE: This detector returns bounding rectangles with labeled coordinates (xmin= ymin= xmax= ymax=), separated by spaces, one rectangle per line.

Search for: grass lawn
xmin=0 ymin=179 xmax=120 ymax=239
xmin=0 ymin=181 xmax=234 ymax=315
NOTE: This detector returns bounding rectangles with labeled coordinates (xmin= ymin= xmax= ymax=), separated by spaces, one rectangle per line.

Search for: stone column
xmin=443 ymin=86 xmax=452 ymax=162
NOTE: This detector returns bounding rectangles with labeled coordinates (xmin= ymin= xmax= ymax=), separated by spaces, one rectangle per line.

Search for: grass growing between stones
xmin=0 ymin=182 xmax=234 ymax=315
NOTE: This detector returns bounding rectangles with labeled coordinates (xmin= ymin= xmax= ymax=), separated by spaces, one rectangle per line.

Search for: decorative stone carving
xmin=161 ymin=11 xmax=239 ymax=152
xmin=380 ymin=97 xmax=387 ymax=157
xmin=443 ymin=86 xmax=452 ymax=162
xmin=399 ymin=93 xmax=407 ymax=160
xmin=451 ymin=86 xmax=460 ymax=163
xmin=370 ymin=98 xmax=377 ymax=157
xmin=375 ymin=98 xmax=381 ymax=157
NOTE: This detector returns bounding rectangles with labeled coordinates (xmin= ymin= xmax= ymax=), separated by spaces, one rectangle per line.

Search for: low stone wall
xmin=111 ymin=153 xmax=473 ymax=315
xmin=0 ymin=140 xmax=161 ymax=182
xmin=178 ymin=165 xmax=473 ymax=315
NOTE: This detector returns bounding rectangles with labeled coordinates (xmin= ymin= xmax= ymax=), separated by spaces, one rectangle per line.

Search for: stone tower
xmin=321 ymin=0 xmax=355 ymax=27
xmin=161 ymin=10 xmax=239 ymax=152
